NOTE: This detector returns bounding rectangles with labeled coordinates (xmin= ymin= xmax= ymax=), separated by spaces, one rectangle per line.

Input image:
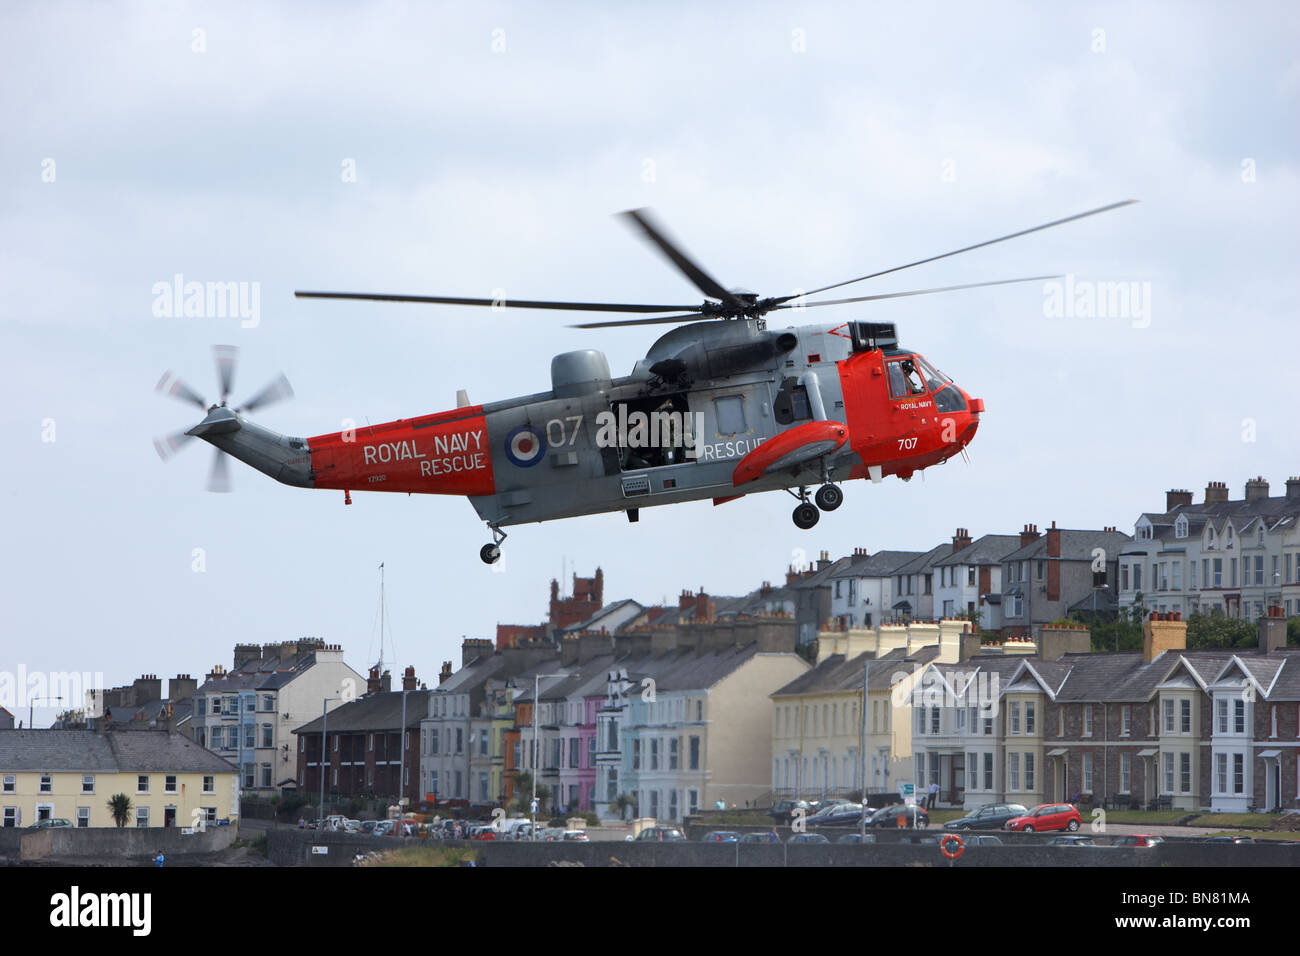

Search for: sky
xmin=2 ymin=1 xmax=1297 ymax=726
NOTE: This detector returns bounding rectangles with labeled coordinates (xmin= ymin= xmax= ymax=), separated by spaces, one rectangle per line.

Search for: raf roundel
xmin=505 ymin=425 xmax=547 ymax=467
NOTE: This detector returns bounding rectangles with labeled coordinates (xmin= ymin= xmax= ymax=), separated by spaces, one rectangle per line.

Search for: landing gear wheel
xmin=792 ymin=502 xmax=820 ymax=529
xmin=480 ymin=544 xmax=502 ymax=565
xmin=814 ymin=484 xmax=843 ymax=511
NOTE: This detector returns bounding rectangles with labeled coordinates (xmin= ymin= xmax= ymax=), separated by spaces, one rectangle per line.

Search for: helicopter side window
xmin=887 ymin=359 xmax=927 ymax=399
xmin=715 ymin=395 xmax=747 ymax=435
xmin=608 ymin=393 xmax=693 ymax=471
xmin=773 ymin=378 xmax=812 ymax=425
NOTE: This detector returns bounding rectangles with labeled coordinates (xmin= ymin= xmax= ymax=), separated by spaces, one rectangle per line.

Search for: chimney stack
xmin=1259 ymin=605 xmax=1287 ymax=654
xmin=817 ymin=550 xmax=831 ymax=571
xmin=439 ymin=661 xmax=453 ymax=684
xmin=367 ymin=666 xmax=381 ymax=695
xmin=402 ymin=665 xmax=417 ymax=692
xmin=379 ymin=669 xmax=392 ymax=694
xmin=952 ymin=528 xmax=972 ymax=554
xmin=1166 ymin=488 xmax=1193 ymax=512
xmin=1046 ymin=522 xmax=1060 ymax=558
xmin=1205 ymin=481 xmax=1228 ymax=504
xmin=1287 ymin=477 xmax=1300 ymax=500
xmin=1245 ymin=476 xmax=1270 ymax=502
xmin=1020 ymin=524 xmax=1040 ymax=548
xmin=1142 ymin=611 xmax=1187 ymax=663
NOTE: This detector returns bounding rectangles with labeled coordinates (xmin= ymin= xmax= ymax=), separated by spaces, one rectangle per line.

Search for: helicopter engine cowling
xmin=551 ymin=349 xmax=612 ymax=397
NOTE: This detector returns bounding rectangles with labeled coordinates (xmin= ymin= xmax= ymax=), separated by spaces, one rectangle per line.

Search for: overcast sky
xmin=2 ymin=2 xmax=1297 ymax=725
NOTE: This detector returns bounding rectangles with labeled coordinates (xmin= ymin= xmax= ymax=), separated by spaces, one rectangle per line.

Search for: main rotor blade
xmin=619 ymin=209 xmax=743 ymax=309
xmin=153 ymin=429 xmax=196 ymax=462
xmin=208 ymin=448 xmax=232 ymax=493
xmin=154 ymin=371 xmax=208 ymax=410
xmin=778 ymin=275 xmax=1062 ymax=310
xmin=787 ymin=200 xmax=1138 ymax=302
xmin=214 ymin=345 xmax=238 ymax=404
xmin=294 ymin=291 xmax=697 ymax=314
xmin=238 ymin=373 xmax=294 ymax=413
xmin=569 ymin=312 xmax=706 ymax=329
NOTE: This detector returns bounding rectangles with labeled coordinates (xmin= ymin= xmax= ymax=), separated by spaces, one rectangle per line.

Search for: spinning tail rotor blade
xmin=238 ymin=373 xmax=294 ymax=413
xmin=214 ymin=345 xmax=238 ymax=404
xmin=208 ymin=448 xmax=232 ymax=493
xmin=153 ymin=428 xmax=196 ymax=461
xmin=155 ymin=371 xmax=208 ymax=410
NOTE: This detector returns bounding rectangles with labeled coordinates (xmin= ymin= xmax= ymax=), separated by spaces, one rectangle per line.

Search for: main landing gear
xmin=788 ymin=483 xmax=844 ymax=529
xmin=480 ymin=525 xmax=507 ymax=565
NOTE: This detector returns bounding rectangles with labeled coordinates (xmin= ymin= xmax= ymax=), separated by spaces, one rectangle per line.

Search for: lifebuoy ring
xmin=940 ymin=833 xmax=964 ymax=860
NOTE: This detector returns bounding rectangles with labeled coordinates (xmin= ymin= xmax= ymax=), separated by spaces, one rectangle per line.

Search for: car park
xmin=1112 ymin=834 xmax=1164 ymax=848
xmin=1005 ymin=803 xmax=1081 ymax=833
xmin=948 ymin=803 xmax=1028 ymax=831
xmin=700 ymin=830 xmax=741 ymax=843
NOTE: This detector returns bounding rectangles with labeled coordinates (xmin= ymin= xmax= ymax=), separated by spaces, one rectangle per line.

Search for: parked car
xmin=808 ymin=803 xmax=866 ymax=827
xmin=787 ymin=832 xmax=830 ymax=845
xmin=700 ymin=830 xmax=741 ymax=843
xmin=1204 ymin=836 xmax=1253 ymax=844
xmin=341 ymin=819 xmax=362 ymax=833
xmin=561 ymin=830 xmax=589 ymax=842
xmin=628 ymin=826 xmax=687 ymax=842
xmin=738 ymin=831 xmax=780 ymax=844
xmin=770 ymin=799 xmax=811 ymax=824
xmin=1047 ymin=834 xmax=1098 ymax=846
xmin=948 ymin=803 xmax=1028 ymax=831
xmin=1005 ymin=803 xmax=1081 ymax=833
xmin=27 ymin=818 xmax=72 ymax=829
xmin=835 ymin=832 xmax=876 ymax=845
xmin=372 ymin=820 xmax=396 ymax=836
xmin=1112 ymin=834 xmax=1164 ymax=848
xmin=807 ymin=797 xmax=854 ymax=815
xmin=970 ymin=834 xmax=1003 ymax=846
xmin=865 ymin=804 xmax=929 ymax=829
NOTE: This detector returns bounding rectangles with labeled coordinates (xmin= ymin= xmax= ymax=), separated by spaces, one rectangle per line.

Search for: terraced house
xmin=0 ymin=730 xmax=238 ymax=829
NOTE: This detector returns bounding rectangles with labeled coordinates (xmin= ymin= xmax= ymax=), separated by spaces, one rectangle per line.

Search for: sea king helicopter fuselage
xmin=161 ymin=202 xmax=1133 ymax=563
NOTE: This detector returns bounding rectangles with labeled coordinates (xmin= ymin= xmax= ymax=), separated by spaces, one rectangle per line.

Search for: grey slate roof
xmin=0 ymin=730 xmax=238 ymax=773
xmin=1001 ymin=529 xmax=1133 ymax=563
xmin=772 ymin=646 xmax=940 ymax=697
xmin=830 ymin=550 xmax=924 ymax=578
xmin=933 ymin=534 xmax=1022 ymax=567
xmin=293 ymin=689 xmax=432 ymax=735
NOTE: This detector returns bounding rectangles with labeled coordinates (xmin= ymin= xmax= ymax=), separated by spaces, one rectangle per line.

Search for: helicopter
xmin=155 ymin=201 xmax=1135 ymax=564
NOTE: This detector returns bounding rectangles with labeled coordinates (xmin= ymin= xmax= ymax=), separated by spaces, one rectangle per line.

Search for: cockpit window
xmin=887 ymin=358 xmax=927 ymax=399
xmin=914 ymin=356 xmax=950 ymax=392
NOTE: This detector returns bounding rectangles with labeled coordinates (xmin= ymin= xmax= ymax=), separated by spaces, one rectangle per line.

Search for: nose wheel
xmin=792 ymin=502 xmax=820 ymax=529
xmin=480 ymin=525 xmax=507 ymax=565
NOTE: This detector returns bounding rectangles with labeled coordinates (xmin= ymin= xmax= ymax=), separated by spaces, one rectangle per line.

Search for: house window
xmin=569 ymin=738 xmax=579 ymax=769
xmin=689 ymin=736 xmax=700 ymax=770
xmin=632 ymin=739 xmax=641 ymax=770
xmin=262 ymin=724 xmax=273 ymax=748
xmin=1162 ymin=753 xmax=1174 ymax=793
xmin=1121 ymin=705 xmax=1132 ymax=736
xmin=1009 ymin=702 xmax=1020 ymax=735
xmin=2 ymin=808 xmax=16 ymax=828
xmin=1232 ymin=753 xmax=1244 ymax=794
xmin=1179 ymin=752 xmax=1191 ymax=793
xmin=1082 ymin=753 xmax=1093 ymax=793
xmin=982 ymin=752 xmax=993 ymax=790
xmin=1 ymin=776 xmax=13 ymax=793
xmin=165 ymin=775 xmax=177 ymax=793
xmin=669 ymin=737 xmax=679 ymax=770
xmin=1083 ymin=705 xmax=1093 ymax=738
xmin=81 ymin=775 xmax=95 ymax=794
xmin=39 ymin=774 xmax=52 ymax=794
xmin=966 ymin=752 xmax=978 ymax=792
xmin=244 ymin=725 xmax=255 ymax=749
xmin=77 ymin=807 xmax=90 ymax=828
xmin=262 ymin=694 xmax=275 ymax=711
xmin=1025 ymin=703 xmax=1035 ymax=735
xmin=136 ymin=807 xmax=150 ymax=828
xmin=137 ymin=775 xmax=150 ymax=794
xmin=1008 ymin=752 xmax=1020 ymax=790
xmin=1024 ymin=753 xmax=1034 ymax=791
xmin=931 ymin=708 xmax=941 ymax=735
xmin=261 ymin=764 xmax=271 ymax=788
xmin=669 ymin=789 xmax=679 ymax=821
xmin=1120 ymin=752 xmax=1131 ymax=793
xmin=1163 ymin=699 xmax=1174 ymax=734
xmin=688 ymin=788 xmax=699 ymax=815
xmin=1233 ymin=699 xmax=1245 ymax=734
xmin=650 ymin=738 xmax=660 ymax=770
xmin=1180 ymin=699 xmax=1191 ymax=734
xmin=1216 ymin=699 xmax=1228 ymax=734
xmin=203 ymin=775 xmax=214 ymax=793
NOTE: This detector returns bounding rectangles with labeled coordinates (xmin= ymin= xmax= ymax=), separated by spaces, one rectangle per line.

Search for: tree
xmin=612 ymin=792 xmax=638 ymax=821
xmin=1186 ymin=614 xmax=1255 ymax=649
xmin=509 ymin=772 xmax=550 ymax=814
xmin=107 ymin=793 xmax=132 ymax=828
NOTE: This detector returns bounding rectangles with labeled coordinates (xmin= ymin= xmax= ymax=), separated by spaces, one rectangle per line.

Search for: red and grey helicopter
xmin=156 ymin=201 xmax=1134 ymax=563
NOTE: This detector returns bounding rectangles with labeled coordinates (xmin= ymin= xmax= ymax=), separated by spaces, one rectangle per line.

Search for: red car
xmin=1112 ymin=834 xmax=1164 ymax=848
xmin=1005 ymin=803 xmax=1081 ymax=833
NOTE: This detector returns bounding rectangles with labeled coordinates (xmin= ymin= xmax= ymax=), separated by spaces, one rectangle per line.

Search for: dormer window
xmin=1175 ymin=516 xmax=1187 ymax=539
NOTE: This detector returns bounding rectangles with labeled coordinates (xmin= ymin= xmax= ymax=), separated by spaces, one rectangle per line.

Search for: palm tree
xmin=107 ymin=793 xmax=132 ymax=828
xmin=612 ymin=792 xmax=637 ymax=821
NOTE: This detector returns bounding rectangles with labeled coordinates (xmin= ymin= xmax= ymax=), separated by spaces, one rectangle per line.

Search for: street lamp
xmin=530 ymin=672 xmax=568 ymax=840
xmin=319 ymin=696 xmax=342 ymax=824
xmin=30 ymin=696 xmax=63 ymax=729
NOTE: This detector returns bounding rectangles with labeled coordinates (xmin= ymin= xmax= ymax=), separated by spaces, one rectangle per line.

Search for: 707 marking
xmin=898 ymin=436 xmax=918 ymax=450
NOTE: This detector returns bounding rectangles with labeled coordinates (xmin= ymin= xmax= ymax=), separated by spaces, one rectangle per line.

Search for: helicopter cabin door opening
xmin=606 ymin=392 xmax=694 ymax=471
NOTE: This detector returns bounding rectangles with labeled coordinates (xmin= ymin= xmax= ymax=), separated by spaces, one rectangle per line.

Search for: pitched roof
xmin=830 ymin=550 xmax=924 ymax=578
xmin=293 ymin=689 xmax=432 ymax=735
xmin=1001 ymin=529 xmax=1133 ymax=563
xmin=933 ymin=534 xmax=1022 ymax=567
xmin=0 ymin=730 xmax=238 ymax=774
xmin=772 ymin=646 xmax=940 ymax=697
